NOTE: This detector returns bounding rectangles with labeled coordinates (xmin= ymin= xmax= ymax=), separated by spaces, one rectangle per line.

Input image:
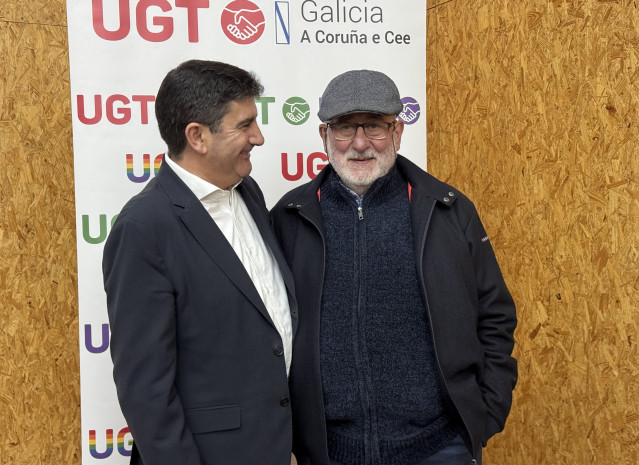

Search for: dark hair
xmin=155 ymin=60 xmax=264 ymax=158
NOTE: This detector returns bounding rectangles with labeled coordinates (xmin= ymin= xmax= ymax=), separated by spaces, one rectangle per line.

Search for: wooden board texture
xmin=0 ymin=0 xmax=80 ymax=463
xmin=428 ymin=0 xmax=639 ymax=463
xmin=2 ymin=0 xmax=639 ymax=463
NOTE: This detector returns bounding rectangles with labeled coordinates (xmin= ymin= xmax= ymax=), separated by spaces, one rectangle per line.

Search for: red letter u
xmin=77 ymin=95 xmax=102 ymax=125
xmin=92 ymin=0 xmax=131 ymax=41
xmin=281 ymin=153 xmax=304 ymax=181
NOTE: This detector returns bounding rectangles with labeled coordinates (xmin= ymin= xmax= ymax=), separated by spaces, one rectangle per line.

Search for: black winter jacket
xmin=270 ymin=155 xmax=517 ymax=464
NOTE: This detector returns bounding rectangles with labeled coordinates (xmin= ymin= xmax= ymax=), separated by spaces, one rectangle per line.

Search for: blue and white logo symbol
xmin=275 ymin=2 xmax=290 ymax=44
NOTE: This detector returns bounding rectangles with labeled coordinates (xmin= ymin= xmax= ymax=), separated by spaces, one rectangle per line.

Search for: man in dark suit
xmin=103 ymin=60 xmax=297 ymax=465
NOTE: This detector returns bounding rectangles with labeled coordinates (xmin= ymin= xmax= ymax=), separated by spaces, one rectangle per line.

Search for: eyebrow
xmin=236 ymin=115 xmax=257 ymax=128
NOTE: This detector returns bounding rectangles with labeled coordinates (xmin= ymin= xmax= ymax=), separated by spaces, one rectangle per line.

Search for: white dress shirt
xmin=164 ymin=155 xmax=293 ymax=374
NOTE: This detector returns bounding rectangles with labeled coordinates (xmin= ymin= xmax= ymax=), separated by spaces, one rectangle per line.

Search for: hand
xmin=285 ymin=104 xmax=310 ymax=123
xmin=402 ymin=104 xmax=420 ymax=123
xmin=224 ymin=8 xmax=265 ymax=40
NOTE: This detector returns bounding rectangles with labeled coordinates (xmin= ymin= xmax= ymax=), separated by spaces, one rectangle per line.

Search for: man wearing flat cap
xmin=270 ymin=70 xmax=517 ymax=465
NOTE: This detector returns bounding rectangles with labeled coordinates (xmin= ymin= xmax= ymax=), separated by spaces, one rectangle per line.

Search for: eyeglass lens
xmin=331 ymin=122 xmax=393 ymax=140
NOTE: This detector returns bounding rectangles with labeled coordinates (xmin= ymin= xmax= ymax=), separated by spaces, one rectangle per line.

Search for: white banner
xmin=67 ymin=1 xmax=426 ymax=462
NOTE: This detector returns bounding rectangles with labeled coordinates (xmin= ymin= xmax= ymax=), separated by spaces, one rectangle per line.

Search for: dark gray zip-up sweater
xmin=319 ymin=168 xmax=457 ymax=465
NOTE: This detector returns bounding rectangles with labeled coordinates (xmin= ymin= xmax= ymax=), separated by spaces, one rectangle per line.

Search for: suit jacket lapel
xmin=156 ymin=161 xmax=275 ymax=327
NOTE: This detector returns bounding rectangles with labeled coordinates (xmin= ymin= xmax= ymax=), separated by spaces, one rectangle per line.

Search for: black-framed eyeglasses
xmin=326 ymin=121 xmax=396 ymax=141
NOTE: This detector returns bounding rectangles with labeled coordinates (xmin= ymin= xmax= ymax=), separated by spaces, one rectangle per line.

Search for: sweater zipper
xmin=418 ymin=199 xmax=479 ymax=462
xmin=355 ymin=194 xmax=364 ymax=220
xmin=351 ymin=197 xmax=374 ymax=464
xmin=342 ymin=183 xmax=364 ymax=220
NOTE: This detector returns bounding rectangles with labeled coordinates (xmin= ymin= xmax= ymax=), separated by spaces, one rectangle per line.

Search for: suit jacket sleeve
xmin=465 ymin=208 xmax=518 ymax=443
xmin=103 ymin=209 xmax=204 ymax=465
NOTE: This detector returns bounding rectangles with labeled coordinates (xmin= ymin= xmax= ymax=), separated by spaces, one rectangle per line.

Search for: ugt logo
xmin=221 ymin=0 xmax=265 ymax=44
xmin=89 ymin=427 xmax=133 ymax=458
xmin=399 ymin=97 xmax=421 ymax=125
xmin=282 ymin=97 xmax=310 ymax=125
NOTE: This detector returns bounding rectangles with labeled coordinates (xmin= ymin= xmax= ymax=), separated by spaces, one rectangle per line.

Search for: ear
xmin=319 ymin=124 xmax=329 ymax=153
xmin=392 ymin=118 xmax=405 ymax=152
xmin=184 ymin=122 xmax=209 ymax=155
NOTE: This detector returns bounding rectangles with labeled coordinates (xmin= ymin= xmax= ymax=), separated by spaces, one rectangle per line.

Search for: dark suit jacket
xmin=103 ymin=160 xmax=298 ymax=465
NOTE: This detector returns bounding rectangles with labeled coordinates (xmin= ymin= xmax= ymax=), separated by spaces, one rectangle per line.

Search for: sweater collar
xmin=322 ymin=164 xmax=405 ymax=208
xmin=286 ymin=155 xmax=459 ymax=212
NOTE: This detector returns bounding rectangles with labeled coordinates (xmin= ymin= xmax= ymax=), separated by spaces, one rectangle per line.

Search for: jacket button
xmin=449 ymin=191 xmax=455 ymax=197
xmin=280 ymin=397 xmax=290 ymax=407
xmin=443 ymin=197 xmax=450 ymax=202
xmin=273 ymin=345 xmax=284 ymax=356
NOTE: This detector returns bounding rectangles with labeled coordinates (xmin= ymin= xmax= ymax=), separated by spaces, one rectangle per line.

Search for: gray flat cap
xmin=318 ymin=69 xmax=403 ymax=122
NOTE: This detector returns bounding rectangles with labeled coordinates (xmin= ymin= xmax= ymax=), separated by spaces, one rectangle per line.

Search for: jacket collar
xmin=394 ymin=155 xmax=459 ymax=208
xmin=154 ymin=157 xmax=281 ymax=330
xmin=287 ymin=154 xmax=460 ymax=209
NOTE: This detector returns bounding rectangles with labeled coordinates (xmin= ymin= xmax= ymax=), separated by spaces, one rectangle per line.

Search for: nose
xmin=350 ymin=126 xmax=371 ymax=151
xmin=249 ymin=121 xmax=265 ymax=146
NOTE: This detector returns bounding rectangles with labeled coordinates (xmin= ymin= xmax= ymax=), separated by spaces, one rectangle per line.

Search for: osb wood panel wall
xmin=1 ymin=0 xmax=80 ymax=464
xmin=428 ymin=0 xmax=639 ymax=464
xmin=2 ymin=0 xmax=638 ymax=463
